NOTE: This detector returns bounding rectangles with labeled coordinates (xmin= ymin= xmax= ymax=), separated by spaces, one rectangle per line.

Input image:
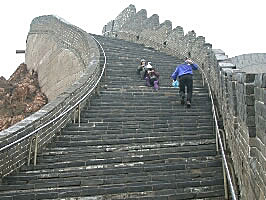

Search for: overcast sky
xmin=1 ymin=0 xmax=265 ymax=79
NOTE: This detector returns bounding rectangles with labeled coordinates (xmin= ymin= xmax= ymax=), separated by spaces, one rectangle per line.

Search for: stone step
xmin=104 ymin=76 xmax=203 ymax=83
xmin=95 ymin=89 xmax=208 ymax=96
xmin=82 ymin=106 xmax=212 ymax=113
xmin=8 ymin=161 xmax=222 ymax=193
xmin=80 ymin=112 xmax=213 ymax=120
xmin=104 ymin=71 xmax=202 ymax=78
xmin=1 ymin=170 xmax=223 ymax=190
xmin=88 ymin=97 xmax=211 ymax=104
xmin=34 ymin=151 xmax=218 ymax=173
xmin=5 ymin=158 xmax=222 ymax=183
xmin=81 ymin=108 xmax=212 ymax=115
xmin=61 ymin=129 xmax=214 ymax=140
xmin=37 ymin=151 xmax=217 ymax=167
xmin=62 ymin=126 xmax=214 ymax=137
xmin=41 ymin=142 xmax=216 ymax=158
xmin=97 ymin=85 xmax=207 ymax=91
xmin=65 ymin=122 xmax=214 ymax=131
xmin=19 ymin=159 xmax=222 ymax=178
xmin=77 ymin=121 xmax=213 ymax=129
xmin=84 ymin=101 xmax=211 ymax=108
xmin=61 ymin=125 xmax=214 ymax=135
xmin=102 ymin=49 xmax=176 ymax=58
xmin=87 ymin=103 xmax=210 ymax=109
xmin=108 ymin=187 xmax=225 ymax=200
xmin=79 ymin=118 xmax=213 ymax=126
xmin=1 ymin=176 xmax=224 ymax=196
xmin=87 ymin=99 xmax=211 ymax=106
xmin=103 ymin=64 xmax=202 ymax=72
xmin=52 ymin=133 xmax=215 ymax=148
xmin=102 ymin=81 xmax=205 ymax=88
xmin=0 ymin=177 xmax=224 ymax=200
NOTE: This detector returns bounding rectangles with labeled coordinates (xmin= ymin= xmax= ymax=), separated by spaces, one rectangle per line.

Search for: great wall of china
xmin=0 ymin=4 xmax=265 ymax=200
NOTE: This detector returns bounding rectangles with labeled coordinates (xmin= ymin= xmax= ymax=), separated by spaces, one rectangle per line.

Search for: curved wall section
xmin=0 ymin=15 xmax=100 ymax=178
xmin=26 ymin=15 xmax=98 ymax=101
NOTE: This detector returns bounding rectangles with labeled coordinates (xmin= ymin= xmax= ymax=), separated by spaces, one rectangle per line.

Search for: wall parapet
xmin=229 ymin=53 xmax=266 ymax=73
xmin=0 ymin=15 xmax=101 ymax=179
xmin=102 ymin=4 xmax=266 ymax=200
xmin=26 ymin=15 xmax=99 ymax=101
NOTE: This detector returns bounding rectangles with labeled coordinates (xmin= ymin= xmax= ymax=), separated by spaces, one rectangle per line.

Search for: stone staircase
xmin=0 ymin=35 xmax=225 ymax=199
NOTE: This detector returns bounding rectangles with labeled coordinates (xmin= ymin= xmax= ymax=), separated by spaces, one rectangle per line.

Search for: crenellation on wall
xmin=231 ymin=71 xmax=266 ymax=199
xmin=235 ymin=73 xmax=256 ymax=138
xmin=222 ymin=69 xmax=239 ymax=152
xmin=114 ymin=4 xmax=136 ymax=32
xmin=121 ymin=9 xmax=147 ymax=33
xmin=185 ymin=30 xmax=196 ymax=42
xmin=253 ymin=73 xmax=266 ymax=198
xmin=165 ymin=27 xmax=185 ymax=59
xmin=183 ymin=30 xmax=196 ymax=58
xmin=134 ymin=20 xmax=173 ymax=51
xmin=172 ymin=26 xmax=185 ymax=38
xmin=102 ymin=20 xmax=113 ymax=34
xmin=142 ymin=14 xmax=160 ymax=30
xmin=195 ymin=36 xmax=205 ymax=46
xmin=158 ymin=20 xmax=172 ymax=32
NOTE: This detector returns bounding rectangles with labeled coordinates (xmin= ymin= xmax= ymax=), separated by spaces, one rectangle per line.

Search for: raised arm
xmin=191 ymin=63 xmax=198 ymax=70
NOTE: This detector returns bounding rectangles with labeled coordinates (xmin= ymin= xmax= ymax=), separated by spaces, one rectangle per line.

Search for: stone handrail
xmin=0 ymin=15 xmax=101 ymax=178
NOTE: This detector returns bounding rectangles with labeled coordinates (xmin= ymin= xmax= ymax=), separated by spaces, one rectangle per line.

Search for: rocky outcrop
xmin=0 ymin=63 xmax=47 ymax=131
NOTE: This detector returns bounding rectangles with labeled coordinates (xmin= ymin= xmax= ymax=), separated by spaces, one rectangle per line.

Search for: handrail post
xmin=219 ymin=129 xmax=227 ymax=150
xmin=78 ymin=104 xmax=81 ymax=127
xmin=28 ymin=137 xmax=34 ymax=166
xmin=219 ymin=128 xmax=229 ymax=199
xmin=202 ymin=73 xmax=205 ymax=87
xmin=223 ymin=160 xmax=229 ymax=199
xmin=34 ymin=134 xmax=39 ymax=166
xmin=73 ymin=107 xmax=76 ymax=124
xmin=216 ymin=128 xmax=219 ymax=153
xmin=212 ymin=107 xmax=219 ymax=153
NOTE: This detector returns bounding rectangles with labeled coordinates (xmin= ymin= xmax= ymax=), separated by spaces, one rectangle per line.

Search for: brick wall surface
xmin=26 ymin=15 xmax=99 ymax=101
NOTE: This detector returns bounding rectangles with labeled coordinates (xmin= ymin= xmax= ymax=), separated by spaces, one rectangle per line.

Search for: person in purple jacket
xmin=171 ymin=57 xmax=198 ymax=107
xmin=145 ymin=62 xmax=160 ymax=90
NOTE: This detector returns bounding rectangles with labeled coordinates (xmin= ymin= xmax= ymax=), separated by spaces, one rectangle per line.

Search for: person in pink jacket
xmin=145 ymin=62 xmax=160 ymax=90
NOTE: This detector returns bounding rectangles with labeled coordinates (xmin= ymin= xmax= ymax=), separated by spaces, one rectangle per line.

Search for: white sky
xmin=1 ymin=0 xmax=265 ymax=79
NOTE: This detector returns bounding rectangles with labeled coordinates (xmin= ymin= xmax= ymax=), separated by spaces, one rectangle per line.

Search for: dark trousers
xmin=179 ymin=74 xmax=193 ymax=103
